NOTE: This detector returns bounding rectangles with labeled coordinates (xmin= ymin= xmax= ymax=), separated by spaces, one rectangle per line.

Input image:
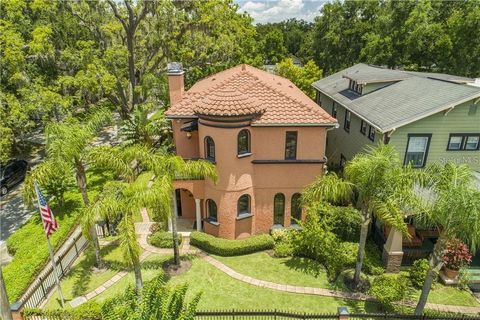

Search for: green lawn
xmin=214 ymin=252 xmax=331 ymax=289
xmin=45 ymin=245 xmax=168 ymax=309
xmin=213 ymin=252 xmax=480 ymax=308
xmin=167 ymin=256 xmax=382 ymax=313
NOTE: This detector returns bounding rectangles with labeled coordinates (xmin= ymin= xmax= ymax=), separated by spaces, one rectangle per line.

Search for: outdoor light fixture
xmin=186 ymin=132 xmax=192 ymax=139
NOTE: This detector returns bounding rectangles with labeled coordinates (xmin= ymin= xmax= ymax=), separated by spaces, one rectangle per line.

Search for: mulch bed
xmin=162 ymin=259 xmax=193 ymax=277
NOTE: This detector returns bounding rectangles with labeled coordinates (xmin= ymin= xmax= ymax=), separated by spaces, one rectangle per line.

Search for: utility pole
xmin=0 ymin=266 xmax=13 ymax=320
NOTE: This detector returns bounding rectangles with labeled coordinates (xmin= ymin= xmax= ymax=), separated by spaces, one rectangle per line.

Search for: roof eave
xmin=251 ymin=122 xmax=337 ymax=127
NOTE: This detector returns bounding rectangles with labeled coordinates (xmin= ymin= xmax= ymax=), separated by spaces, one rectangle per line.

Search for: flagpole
xmin=34 ymin=181 xmax=65 ymax=308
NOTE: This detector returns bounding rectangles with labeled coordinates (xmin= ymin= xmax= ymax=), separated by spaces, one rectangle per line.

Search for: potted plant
xmin=442 ymin=239 xmax=472 ymax=279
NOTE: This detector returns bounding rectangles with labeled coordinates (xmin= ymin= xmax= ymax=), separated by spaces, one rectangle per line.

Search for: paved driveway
xmin=0 ymin=185 xmax=34 ymax=242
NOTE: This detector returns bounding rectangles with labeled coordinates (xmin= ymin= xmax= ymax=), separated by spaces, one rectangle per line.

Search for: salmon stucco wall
xmin=172 ymin=118 xmax=327 ymax=239
xmin=172 ymin=120 xmax=200 ymax=159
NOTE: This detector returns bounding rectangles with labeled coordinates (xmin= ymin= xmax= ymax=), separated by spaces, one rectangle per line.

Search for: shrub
xmin=190 ymin=232 xmax=274 ymax=256
xmin=274 ymin=241 xmax=294 ymax=257
xmin=409 ymin=259 xmax=430 ymax=288
xmin=369 ymin=274 xmax=414 ymax=310
xmin=149 ymin=231 xmax=182 ymax=248
xmin=443 ymin=239 xmax=472 ymax=271
xmin=316 ymin=204 xmax=361 ymax=242
xmin=149 ymin=222 xmax=166 ymax=234
xmin=24 ymin=302 xmax=102 ymax=320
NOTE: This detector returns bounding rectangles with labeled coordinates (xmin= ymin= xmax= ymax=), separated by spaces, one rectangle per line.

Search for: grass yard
xmin=214 ymin=252 xmax=331 ymax=289
xmin=213 ymin=252 xmax=480 ymax=308
xmin=167 ymin=256 xmax=382 ymax=313
xmin=45 ymin=244 xmax=169 ymax=309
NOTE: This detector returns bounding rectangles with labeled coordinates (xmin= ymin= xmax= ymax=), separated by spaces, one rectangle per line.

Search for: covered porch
xmin=170 ymin=179 xmax=205 ymax=235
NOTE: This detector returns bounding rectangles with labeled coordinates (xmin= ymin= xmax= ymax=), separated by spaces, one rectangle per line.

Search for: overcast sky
xmin=234 ymin=0 xmax=328 ymax=24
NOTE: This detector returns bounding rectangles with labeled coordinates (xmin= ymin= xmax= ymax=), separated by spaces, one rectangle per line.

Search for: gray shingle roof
xmin=312 ymin=64 xmax=480 ymax=133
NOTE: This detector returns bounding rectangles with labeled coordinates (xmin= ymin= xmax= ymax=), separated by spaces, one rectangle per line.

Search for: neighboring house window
xmin=447 ymin=134 xmax=480 ymax=151
xmin=316 ymin=92 xmax=321 ymax=105
xmin=285 ymin=131 xmax=298 ymax=160
xmin=273 ymin=193 xmax=285 ymax=226
xmin=237 ymin=129 xmax=251 ymax=155
xmin=404 ymin=134 xmax=431 ymax=168
xmin=205 ymin=136 xmax=215 ymax=161
xmin=291 ymin=193 xmax=302 ymax=224
xmin=368 ymin=125 xmax=375 ymax=142
xmin=332 ymin=102 xmax=338 ymax=118
xmin=349 ymin=80 xmax=362 ymax=94
xmin=237 ymin=194 xmax=251 ymax=217
xmin=360 ymin=120 xmax=367 ymax=135
xmin=206 ymin=199 xmax=217 ymax=222
xmin=344 ymin=110 xmax=351 ymax=132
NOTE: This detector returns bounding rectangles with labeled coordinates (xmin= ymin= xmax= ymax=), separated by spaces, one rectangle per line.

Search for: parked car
xmin=0 ymin=159 xmax=28 ymax=196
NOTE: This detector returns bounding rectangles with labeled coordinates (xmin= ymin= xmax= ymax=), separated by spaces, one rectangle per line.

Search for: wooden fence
xmin=13 ymin=227 xmax=88 ymax=310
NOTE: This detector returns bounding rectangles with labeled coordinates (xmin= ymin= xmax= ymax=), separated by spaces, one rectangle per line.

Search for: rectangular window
xmin=316 ymin=92 xmax=321 ymax=105
xmin=404 ymin=134 xmax=431 ymax=168
xmin=332 ymin=102 xmax=337 ymax=118
xmin=447 ymin=134 xmax=480 ymax=151
xmin=448 ymin=135 xmax=463 ymax=150
xmin=360 ymin=120 xmax=367 ymax=135
xmin=368 ymin=125 xmax=375 ymax=142
xmin=285 ymin=131 xmax=298 ymax=160
xmin=344 ymin=110 xmax=351 ymax=132
xmin=465 ymin=136 xmax=480 ymax=150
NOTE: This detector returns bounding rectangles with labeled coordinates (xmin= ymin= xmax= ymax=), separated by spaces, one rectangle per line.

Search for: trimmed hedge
xmin=190 ymin=231 xmax=274 ymax=256
xmin=23 ymin=302 xmax=102 ymax=320
xmin=148 ymin=231 xmax=182 ymax=248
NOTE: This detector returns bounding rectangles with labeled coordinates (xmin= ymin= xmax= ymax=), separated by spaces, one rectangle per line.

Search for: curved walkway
xmin=201 ymin=254 xmax=480 ymax=315
xmin=68 ymin=206 xmax=480 ymax=314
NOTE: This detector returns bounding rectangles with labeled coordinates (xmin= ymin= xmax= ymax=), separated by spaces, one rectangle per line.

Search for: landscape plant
xmin=302 ymin=144 xmax=420 ymax=288
xmin=190 ymin=232 xmax=274 ymax=256
xmin=369 ymin=273 xmax=414 ymax=311
xmin=23 ymin=108 xmax=111 ymax=268
xmin=409 ymin=259 xmax=430 ymax=289
xmin=414 ymin=162 xmax=480 ymax=315
xmin=442 ymin=239 xmax=472 ymax=272
xmin=101 ymin=276 xmax=200 ymax=320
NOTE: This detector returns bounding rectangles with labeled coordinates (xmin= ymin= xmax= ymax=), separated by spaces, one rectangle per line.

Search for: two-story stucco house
xmin=312 ymin=63 xmax=480 ymax=173
xmin=165 ymin=63 xmax=336 ymax=239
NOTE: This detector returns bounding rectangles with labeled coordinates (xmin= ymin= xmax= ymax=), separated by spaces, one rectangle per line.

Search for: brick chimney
xmin=167 ymin=62 xmax=184 ymax=106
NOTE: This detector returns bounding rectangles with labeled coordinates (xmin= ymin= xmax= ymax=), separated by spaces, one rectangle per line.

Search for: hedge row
xmin=148 ymin=231 xmax=182 ymax=248
xmin=190 ymin=231 xmax=274 ymax=256
xmin=23 ymin=302 xmax=102 ymax=320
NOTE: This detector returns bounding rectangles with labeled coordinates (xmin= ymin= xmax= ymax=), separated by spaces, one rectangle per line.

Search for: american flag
xmin=35 ymin=183 xmax=59 ymax=238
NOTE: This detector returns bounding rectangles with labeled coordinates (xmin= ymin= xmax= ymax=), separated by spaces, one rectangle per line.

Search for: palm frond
xmin=301 ymin=172 xmax=354 ymax=205
xmin=118 ymin=211 xmax=140 ymax=267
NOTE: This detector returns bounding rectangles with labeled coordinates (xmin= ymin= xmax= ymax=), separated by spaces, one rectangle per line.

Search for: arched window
xmin=273 ymin=193 xmax=285 ymax=226
xmin=237 ymin=129 xmax=251 ymax=155
xmin=291 ymin=193 xmax=302 ymax=224
xmin=237 ymin=194 xmax=251 ymax=217
xmin=205 ymin=136 xmax=215 ymax=161
xmin=206 ymin=199 xmax=217 ymax=222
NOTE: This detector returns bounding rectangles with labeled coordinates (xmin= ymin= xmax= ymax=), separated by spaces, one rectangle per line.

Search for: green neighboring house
xmin=312 ymin=63 xmax=480 ymax=172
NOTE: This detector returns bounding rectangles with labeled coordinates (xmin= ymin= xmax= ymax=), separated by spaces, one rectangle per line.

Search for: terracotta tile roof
xmin=166 ymin=64 xmax=337 ymax=126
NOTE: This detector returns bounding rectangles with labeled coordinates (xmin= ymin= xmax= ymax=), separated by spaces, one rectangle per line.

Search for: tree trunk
xmin=353 ymin=208 xmax=371 ymax=287
xmin=133 ymin=260 xmax=143 ymax=290
xmin=171 ymin=209 xmax=180 ymax=266
xmin=0 ymin=267 xmax=13 ymax=320
xmin=414 ymin=239 xmax=444 ymax=315
xmin=74 ymin=159 xmax=103 ymax=268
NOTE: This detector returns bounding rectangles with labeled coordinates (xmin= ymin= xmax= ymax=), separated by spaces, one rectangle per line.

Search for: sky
xmin=234 ymin=0 xmax=328 ymax=24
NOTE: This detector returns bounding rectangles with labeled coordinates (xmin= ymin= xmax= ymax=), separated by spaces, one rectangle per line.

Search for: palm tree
xmin=143 ymin=152 xmax=217 ymax=266
xmin=83 ymin=180 xmax=153 ymax=290
xmin=101 ymin=275 xmax=201 ymax=320
xmin=414 ymin=163 xmax=480 ymax=315
xmin=23 ymin=108 xmax=111 ymax=268
xmin=120 ymin=105 xmax=172 ymax=149
xmin=303 ymin=144 xmax=420 ymax=288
